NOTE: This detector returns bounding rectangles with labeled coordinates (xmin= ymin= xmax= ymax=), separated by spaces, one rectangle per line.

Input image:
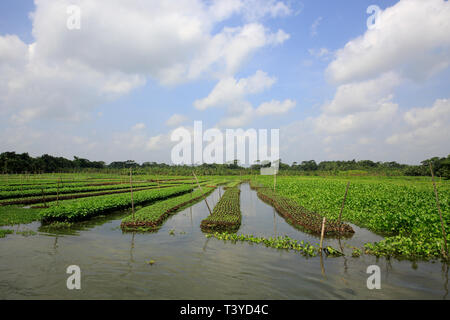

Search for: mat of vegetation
xmin=223 ymin=180 xmax=242 ymax=189
xmin=201 ymin=187 xmax=241 ymax=232
xmin=0 ymin=182 xmax=160 ymax=200
xmin=250 ymin=181 xmax=354 ymax=237
xmin=40 ymin=185 xmax=194 ymax=222
xmin=0 ymin=184 xmax=175 ymax=206
xmin=0 ymin=206 xmax=42 ymax=226
xmin=256 ymin=176 xmax=450 ymax=260
xmin=206 ymin=232 xmax=319 ymax=257
xmin=121 ymin=187 xmax=215 ymax=231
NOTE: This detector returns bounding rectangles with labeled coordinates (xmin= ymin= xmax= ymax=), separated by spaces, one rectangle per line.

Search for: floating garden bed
xmin=40 ymin=185 xmax=194 ymax=223
xmin=251 ymin=182 xmax=354 ymax=237
xmin=201 ymin=187 xmax=241 ymax=232
xmin=121 ymin=186 xmax=216 ymax=232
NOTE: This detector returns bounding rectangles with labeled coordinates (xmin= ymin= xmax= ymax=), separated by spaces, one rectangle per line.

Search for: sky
xmin=0 ymin=0 xmax=449 ymax=165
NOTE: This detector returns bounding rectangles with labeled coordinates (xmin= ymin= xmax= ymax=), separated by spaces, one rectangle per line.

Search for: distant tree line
xmin=0 ymin=151 xmax=449 ymax=178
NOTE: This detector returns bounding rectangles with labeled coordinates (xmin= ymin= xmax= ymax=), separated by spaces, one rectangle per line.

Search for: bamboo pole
xmin=338 ymin=182 xmax=350 ymax=236
xmin=192 ymin=171 xmax=212 ymax=215
xmin=130 ymin=168 xmax=135 ymax=220
xmin=319 ymin=217 xmax=326 ymax=252
xmin=430 ymin=163 xmax=448 ymax=259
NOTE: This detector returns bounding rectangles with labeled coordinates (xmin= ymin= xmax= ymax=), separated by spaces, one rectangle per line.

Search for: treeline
xmin=0 ymin=151 xmax=449 ymax=178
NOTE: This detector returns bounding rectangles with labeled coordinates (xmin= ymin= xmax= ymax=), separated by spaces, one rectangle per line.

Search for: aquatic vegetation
xmin=0 ymin=229 xmax=14 ymax=238
xmin=41 ymin=185 xmax=195 ymax=222
xmin=323 ymin=246 xmax=344 ymax=257
xmin=0 ymin=206 xmax=42 ymax=226
xmin=201 ymin=187 xmax=241 ymax=232
xmin=206 ymin=232 xmax=319 ymax=257
xmin=253 ymin=184 xmax=354 ymax=237
xmin=352 ymin=248 xmax=362 ymax=257
xmin=121 ymin=187 xmax=215 ymax=231
xmin=255 ymin=175 xmax=450 ymax=260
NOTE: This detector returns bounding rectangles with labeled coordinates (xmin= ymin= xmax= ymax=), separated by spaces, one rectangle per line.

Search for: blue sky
xmin=0 ymin=0 xmax=449 ymax=165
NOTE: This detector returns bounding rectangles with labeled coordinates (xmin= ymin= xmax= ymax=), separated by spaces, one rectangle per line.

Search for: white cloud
xmin=132 ymin=123 xmax=146 ymax=131
xmin=387 ymin=98 xmax=450 ymax=147
xmin=255 ymin=99 xmax=296 ymax=116
xmin=194 ymin=70 xmax=276 ymax=110
xmin=0 ymin=0 xmax=291 ymax=123
xmin=166 ymin=114 xmax=189 ymax=127
xmin=326 ymin=0 xmax=450 ymax=84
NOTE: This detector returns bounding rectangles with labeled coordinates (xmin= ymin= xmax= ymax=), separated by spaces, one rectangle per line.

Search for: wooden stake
xmin=192 ymin=171 xmax=212 ymax=215
xmin=338 ymin=182 xmax=350 ymax=236
xmin=130 ymin=168 xmax=135 ymax=220
xmin=273 ymin=173 xmax=277 ymax=191
xmin=430 ymin=163 xmax=448 ymax=259
xmin=319 ymin=217 xmax=326 ymax=251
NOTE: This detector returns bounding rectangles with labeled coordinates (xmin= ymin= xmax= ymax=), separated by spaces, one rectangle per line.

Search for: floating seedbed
xmin=0 ymin=185 xmax=175 ymax=206
xmin=251 ymin=183 xmax=354 ymax=237
xmin=40 ymin=185 xmax=195 ymax=223
xmin=0 ymin=182 xmax=161 ymax=200
xmin=223 ymin=180 xmax=243 ymax=190
xmin=200 ymin=187 xmax=241 ymax=232
xmin=120 ymin=186 xmax=216 ymax=232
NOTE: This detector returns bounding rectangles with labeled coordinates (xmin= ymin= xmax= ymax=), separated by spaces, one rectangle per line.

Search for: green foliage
xmin=256 ymin=175 xmax=450 ymax=260
xmin=0 ymin=229 xmax=14 ymax=238
xmin=0 ymin=206 xmax=42 ymax=226
xmin=201 ymin=187 xmax=241 ymax=232
xmin=40 ymin=185 xmax=194 ymax=222
xmin=206 ymin=232 xmax=318 ymax=257
xmin=121 ymin=186 xmax=215 ymax=231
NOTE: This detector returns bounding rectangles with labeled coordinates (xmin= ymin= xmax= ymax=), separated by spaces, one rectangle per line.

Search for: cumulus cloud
xmin=0 ymin=0 xmax=291 ymax=123
xmin=166 ymin=114 xmax=189 ymax=127
xmin=194 ymin=71 xmax=295 ymax=127
xmin=326 ymin=0 xmax=450 ymax=84
xmin=194 ymin=70 xmax=276 ymax=110
xmin=387 ymin=98 xmax=450 ymax=147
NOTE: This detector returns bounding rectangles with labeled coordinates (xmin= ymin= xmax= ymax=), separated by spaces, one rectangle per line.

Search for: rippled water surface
xmin=1 ymin=184 xmax=448 ymax=299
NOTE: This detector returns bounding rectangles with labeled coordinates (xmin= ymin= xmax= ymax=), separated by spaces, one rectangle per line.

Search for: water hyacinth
xmin=206 ymin=232 xmax=319 ymax=257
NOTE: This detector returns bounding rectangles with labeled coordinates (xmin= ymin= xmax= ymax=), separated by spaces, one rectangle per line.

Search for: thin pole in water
xmin=319 ymin=217 xmax=326 ymax=252
xmin=430 ymin=163 xmax=448 ymax=259
xmin=192 ymin=171 xmax=212 ymax=215
xmin=338 ymin=182 xmax=350 ymax=236
xmin=130 ymin=168 xmax=135 ymax=220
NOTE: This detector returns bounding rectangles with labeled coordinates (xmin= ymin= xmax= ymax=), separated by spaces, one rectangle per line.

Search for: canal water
xmin=0 ymin=184 xmax=448 ymax=299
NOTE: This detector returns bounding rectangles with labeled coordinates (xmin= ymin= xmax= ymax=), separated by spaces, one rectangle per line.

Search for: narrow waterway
xmin=0 ymin=184 xmax=448 ymax=299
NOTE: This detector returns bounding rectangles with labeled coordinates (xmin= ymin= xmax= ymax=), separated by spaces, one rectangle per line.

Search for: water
xmin=0 ymin=184 xmax=448 ymax=299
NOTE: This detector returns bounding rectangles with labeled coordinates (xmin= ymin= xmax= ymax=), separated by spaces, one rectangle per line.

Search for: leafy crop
xmin=121 ymin=186 xmax=215 ymax=231
xmin=40 ymin=185 xmax=194 ymax=222
xmin=201 ymin=187 xmax=241 ymax=232
xmin=254 ymin=175 xmax=450 ymax=260
xmin=250 ymin=181 xmax=354 ymax=236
